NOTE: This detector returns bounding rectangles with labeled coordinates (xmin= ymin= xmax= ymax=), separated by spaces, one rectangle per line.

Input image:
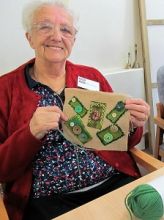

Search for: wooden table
xmin=54 ymin=167 xmax=164 ymax=220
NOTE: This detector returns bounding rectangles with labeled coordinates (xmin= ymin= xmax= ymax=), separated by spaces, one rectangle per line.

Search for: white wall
xmin=104 ymin=68 xmax=145 ymax=100
xmin=0 ymin=0 xmax=141 ymax=74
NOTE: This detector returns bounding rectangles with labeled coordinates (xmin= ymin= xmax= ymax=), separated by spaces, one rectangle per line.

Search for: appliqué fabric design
xmin=66 ymin=98 xmax=126 ymax=146
xmin=106 ymin=101 xmax=127 ymax=123
xmin=65 ymin=115 xmax=92 ymax=144
xmin=87 ymin=101 xmax=106 ymax=130
xmin=97 ymin=124 xmax=124 ymax=145
xmin=69 ymin=96 xmax=88 ymax=118
xmin=63 ymin=89 xmax=130 ymax=151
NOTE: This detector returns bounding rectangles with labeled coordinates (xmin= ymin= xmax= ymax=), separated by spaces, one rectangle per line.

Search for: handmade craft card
xmin=62 ymin=88 xmax=130 ymax=151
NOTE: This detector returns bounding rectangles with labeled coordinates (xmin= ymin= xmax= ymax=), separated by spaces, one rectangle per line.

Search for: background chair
xmin=154 ymin=66 xmax=164 ymax=160
xmin=154 ymin=103 xmax=164 ymax=160
xmin=130 ymin=148 xmax=164 ymax=173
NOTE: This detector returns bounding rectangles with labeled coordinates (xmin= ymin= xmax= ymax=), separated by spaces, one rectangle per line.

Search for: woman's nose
xmin=49 ymin=26 xmax=62 ymax=40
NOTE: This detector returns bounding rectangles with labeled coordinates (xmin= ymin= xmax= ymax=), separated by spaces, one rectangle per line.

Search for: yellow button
xmin=72 ymin=97 xmax=76 ymax=102
xmin=112 ymin=112 xmax=117 ymax=118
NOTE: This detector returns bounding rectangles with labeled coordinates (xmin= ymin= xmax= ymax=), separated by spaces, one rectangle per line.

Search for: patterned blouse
xmin=26 ymin=68 xmax=118 ymax=198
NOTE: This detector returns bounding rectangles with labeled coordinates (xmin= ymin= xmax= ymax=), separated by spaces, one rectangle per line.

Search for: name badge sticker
xmin=77 ymin=76 xmax=100 ymax=91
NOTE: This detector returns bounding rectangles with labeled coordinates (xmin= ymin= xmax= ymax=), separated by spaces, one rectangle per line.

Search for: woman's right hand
xmin=29 ymin=106 xmax=68 ymax=139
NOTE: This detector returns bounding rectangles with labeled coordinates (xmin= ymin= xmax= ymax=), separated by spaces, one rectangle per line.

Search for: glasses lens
xmin=32 ymin=22 xmax=76 ymax=38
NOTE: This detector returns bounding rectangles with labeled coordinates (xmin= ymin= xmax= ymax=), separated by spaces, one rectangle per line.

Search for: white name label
xmin=77 ymin=76 xmax=100 ymax=91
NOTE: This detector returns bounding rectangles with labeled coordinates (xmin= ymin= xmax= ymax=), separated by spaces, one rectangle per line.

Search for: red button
xmin=115 ymin=162 xmax=119 ymax=167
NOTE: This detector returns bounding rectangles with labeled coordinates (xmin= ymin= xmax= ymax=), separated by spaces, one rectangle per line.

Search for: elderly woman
xmin=0 ymin=1 xmax=150 ymax=220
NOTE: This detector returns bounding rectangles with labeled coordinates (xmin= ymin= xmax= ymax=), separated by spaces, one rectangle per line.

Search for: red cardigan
xmin=0 ymin=59 xmax=142 ymax=220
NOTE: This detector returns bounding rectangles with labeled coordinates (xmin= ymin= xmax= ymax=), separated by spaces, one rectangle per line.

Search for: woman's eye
xmin=40 ymin=25 xmax=51 ymax=31
xmin=61 ymin=27 xmax=70 ymax=33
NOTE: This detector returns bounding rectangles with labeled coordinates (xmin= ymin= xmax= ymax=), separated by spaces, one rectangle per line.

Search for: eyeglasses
xmin=32 ymin=22 xmax=77 ymax=38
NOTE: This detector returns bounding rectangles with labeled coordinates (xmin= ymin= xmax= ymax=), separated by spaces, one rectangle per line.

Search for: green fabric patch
xmin=68 ymin=96 xmax=88 ymax=118
xmin=65 ymin=115 xmax=92 ymax=144
xmin=96 ymin=124 xmax=124 ymax=145
xmin=106 ymin=101 xmax=127 ymax=123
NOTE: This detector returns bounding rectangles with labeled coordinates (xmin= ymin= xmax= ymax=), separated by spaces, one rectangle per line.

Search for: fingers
xmin=38 ymin=106 xmax=68 ymax=121
xmin=52 ymin=106 xmax=68 ymax=121
xmin=125 ymin=98 xmax=150 ymax=116
xmin=126 ymin=98 xmax=149 ymax=111
xmin=128 ymin=109 xmax=148 ymax=122
xmin=29 ymin=106 xmax=68 ymax=139
xmin=125 ymin=98 xmax=150 ymax=128
xmin=130 ymin=115 xmax=146 ymax=128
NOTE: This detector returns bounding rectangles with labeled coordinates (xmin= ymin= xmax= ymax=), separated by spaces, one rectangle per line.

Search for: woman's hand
xmin=29 ymin=106 xmax=68 ymax=139
xmin=125 ymin=98 xmax=150 ymax=128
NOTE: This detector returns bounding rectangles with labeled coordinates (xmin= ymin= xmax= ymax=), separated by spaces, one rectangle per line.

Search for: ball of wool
xmin=125 ymin=184 xmax=164 ymax=220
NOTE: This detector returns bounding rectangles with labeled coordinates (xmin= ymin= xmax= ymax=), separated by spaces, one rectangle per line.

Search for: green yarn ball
xmin=125 ymin=184 xmax=164 ymax=220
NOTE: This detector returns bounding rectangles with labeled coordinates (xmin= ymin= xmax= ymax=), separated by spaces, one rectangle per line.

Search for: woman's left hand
xmin=125 ymin=98 xmax=150 ymax=128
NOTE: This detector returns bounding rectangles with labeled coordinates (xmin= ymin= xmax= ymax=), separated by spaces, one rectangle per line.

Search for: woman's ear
xmin=26 ymin=32 xmax=35 ymax=49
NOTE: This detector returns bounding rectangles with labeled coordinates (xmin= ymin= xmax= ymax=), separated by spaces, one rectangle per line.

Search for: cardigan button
xmin=115 ymin=162 xmax=119 ymax=168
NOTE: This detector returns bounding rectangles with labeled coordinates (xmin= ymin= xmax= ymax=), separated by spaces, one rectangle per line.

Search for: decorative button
xmin=72 ymin=97 xmax=76 ymax=102
xmin=91 ymin=110 xmax=101 ymax=121
xmin=78 ymin=133 xmax=88 ymax=142
xmin=75 ymin=105 xmax=83 ymax=113
xmin=72 ymin=125 xmax=82 ymax=135
xmin=70 ymin=122 xmax=75 ymax=127
xmin=115 ymin=101 xmax=125 ymax=111
xmin=103 ymin=133 xmax=113 ymax=143
xmin=110 ymin=125 xmax=118 ymax=133
xmin=112 ymin=112 xmax=117 ymax=118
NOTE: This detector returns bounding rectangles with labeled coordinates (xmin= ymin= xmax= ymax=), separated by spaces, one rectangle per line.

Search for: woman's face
xmin=26 ymin=5 xmax=76 ymax=64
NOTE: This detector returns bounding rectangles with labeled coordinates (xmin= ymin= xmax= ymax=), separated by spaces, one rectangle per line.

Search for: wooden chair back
xmin=154 ymin=103 xmax=164 ymax=160
xmin=0 ymin=184 xmax=9 ymax=220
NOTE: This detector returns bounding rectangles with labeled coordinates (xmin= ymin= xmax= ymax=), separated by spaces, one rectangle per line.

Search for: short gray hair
xmin=22 ymin=0 xmax=79 ymax=33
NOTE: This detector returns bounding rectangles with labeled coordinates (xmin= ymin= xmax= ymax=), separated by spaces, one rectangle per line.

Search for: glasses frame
xmin=31 ymin=21 xmax=77 ymax=39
